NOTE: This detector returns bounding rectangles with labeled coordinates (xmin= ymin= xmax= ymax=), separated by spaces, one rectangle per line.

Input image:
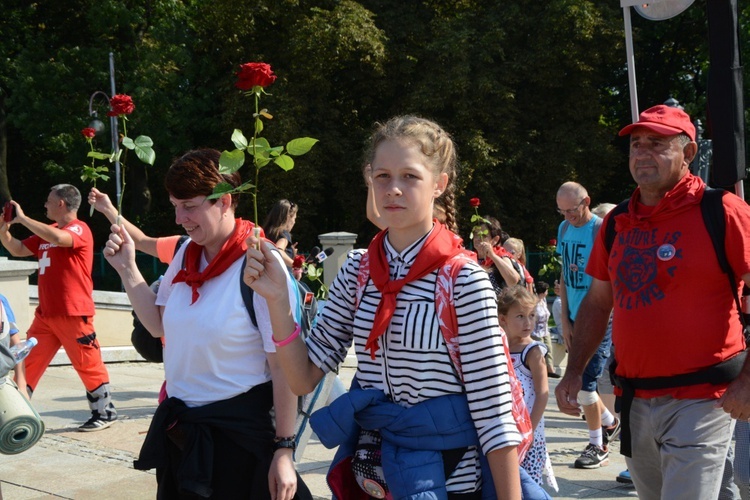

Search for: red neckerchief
xmin=481 ymin=245 xmax=514 ymax=268
xmin=614 ymin=172 xmax=704 ymax=234
xmin=172 ymin=218 xmax=255 ymax=304
xmin=365 ymin=222 xmax=465 ymax=358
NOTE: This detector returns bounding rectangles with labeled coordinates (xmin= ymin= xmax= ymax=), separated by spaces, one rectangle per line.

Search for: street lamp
xmin=86 ymin=53 xmax=121 ymax=207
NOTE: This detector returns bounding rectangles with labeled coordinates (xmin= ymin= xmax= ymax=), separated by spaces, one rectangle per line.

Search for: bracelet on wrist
xmin=272 ymin=323 xmax=301 ymax=348
xmin=273 ymin=435 xmax=297 ymax=452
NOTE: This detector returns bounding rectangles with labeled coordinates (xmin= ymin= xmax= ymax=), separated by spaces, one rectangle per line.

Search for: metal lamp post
xmin=86 ymin=52 xmax=121 ymax=207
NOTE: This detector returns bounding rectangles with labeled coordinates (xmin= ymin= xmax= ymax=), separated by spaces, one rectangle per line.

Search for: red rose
xmin=292 ymin=255 xmax=305 ymax=269
xmin=235 ymin=62 xmax=277 ymax=91
xmin=549 ymin=239 xmax=557 ymax=246
xmin=81 ymin=127 xmax=96 ymax=139
xmin=107 ymin=94 xmax=135 ymax=117
xmin=469 ymin=197 xmax=481 ymax=208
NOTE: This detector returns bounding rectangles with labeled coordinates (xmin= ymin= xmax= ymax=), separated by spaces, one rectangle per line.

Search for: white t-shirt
xmin=156 ymin=242 xmax=297 ymax=408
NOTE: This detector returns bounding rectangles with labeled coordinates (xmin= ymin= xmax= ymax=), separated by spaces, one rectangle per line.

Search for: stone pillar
xmin=318 ymin=232 xmax=358 ymax=287
xmin=0 ymin=257 xmax=38 ymax=334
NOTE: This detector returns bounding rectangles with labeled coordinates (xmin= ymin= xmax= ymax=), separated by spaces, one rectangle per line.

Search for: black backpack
xmin=131 ymin=237 xmax=318 ymax=362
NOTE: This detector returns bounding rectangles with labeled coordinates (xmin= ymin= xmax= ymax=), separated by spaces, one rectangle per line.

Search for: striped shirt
xmin=307 ymin=231 xmax=521 ymax=493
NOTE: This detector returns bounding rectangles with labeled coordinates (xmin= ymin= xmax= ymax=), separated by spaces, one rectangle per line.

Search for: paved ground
xmin=0 ymin=358 xmax=641 ymax=499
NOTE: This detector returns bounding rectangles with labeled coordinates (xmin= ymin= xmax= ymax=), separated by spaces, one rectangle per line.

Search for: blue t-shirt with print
xmin=556 ymin=215 xmax=601 ymax=321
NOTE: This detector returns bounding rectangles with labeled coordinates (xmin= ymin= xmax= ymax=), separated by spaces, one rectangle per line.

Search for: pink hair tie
xmin=273 ymin=323 xmax=301 ymax=348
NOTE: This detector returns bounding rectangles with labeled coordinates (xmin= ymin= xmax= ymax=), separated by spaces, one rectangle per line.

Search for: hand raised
xmin=103 ymin=223 xmax=136 ymax=270
xmin=244 ymin=235 xmax=292 ymax=304
xmin=88 ymin=187 xmax=115 ymax=215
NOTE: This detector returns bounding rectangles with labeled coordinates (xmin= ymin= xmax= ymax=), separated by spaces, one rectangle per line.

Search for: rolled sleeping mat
xmin=0 ymin=377 xmax=44 ymax=455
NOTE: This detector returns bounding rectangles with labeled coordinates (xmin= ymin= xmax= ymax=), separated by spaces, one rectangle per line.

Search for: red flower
xmin=107 ymin=94 xmax=135 ymax=117
xmin=469 ymin=197 xmax=481 ymax=208
xmin=292 ymin=255 xmax=305 ymax=269
xmin=81 ymin=127 xmax=96 ymax=139
xmin=549 ymin=238 xmax=557 ymax=246
xmin=235 ymin=62 xmax=277 ymax=91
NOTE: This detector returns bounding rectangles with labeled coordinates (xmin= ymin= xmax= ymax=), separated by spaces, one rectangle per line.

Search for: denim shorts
xmin=571 ymin=318 xmax=613 ymax=393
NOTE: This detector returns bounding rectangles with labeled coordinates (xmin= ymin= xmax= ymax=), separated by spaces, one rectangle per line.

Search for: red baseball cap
xmin=618 ymin=105 xmax=696 ymax=141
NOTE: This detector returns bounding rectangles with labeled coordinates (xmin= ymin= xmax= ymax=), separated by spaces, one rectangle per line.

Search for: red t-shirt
xmin=23 ymin=219 xmax=95 ymax=317
xmin=587 ymin=175 xmax=750 ymax=399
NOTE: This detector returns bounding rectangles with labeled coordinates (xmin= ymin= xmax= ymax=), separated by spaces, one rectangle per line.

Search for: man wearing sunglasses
xmin=555 ymin=182 xmax=620 ymax=470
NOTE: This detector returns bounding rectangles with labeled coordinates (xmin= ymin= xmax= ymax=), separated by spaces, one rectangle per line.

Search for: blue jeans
xmin=570 ymin=318 xmax=612 ymax=392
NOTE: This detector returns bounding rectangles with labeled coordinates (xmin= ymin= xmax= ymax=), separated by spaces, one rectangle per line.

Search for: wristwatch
xmin=273 ymin=436 xmax=297 ymax=452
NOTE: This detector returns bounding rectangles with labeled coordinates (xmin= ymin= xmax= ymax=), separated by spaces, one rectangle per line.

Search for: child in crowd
xmin=498 ymin=286 xmax=558 ymax=492
xmin=263 ymin=199 xmax=298 ymax=267
xmin=503 ymin=237 xmax=534 ymax=293
xmin=244 ymin=116 xmax=531 ymax=498
xmin=531 ymin=282 xmax=558 ymax=378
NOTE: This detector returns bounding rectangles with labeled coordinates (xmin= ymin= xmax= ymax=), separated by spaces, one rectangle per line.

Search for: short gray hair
xmin=50 ymin=184 xmax=81 ymax=211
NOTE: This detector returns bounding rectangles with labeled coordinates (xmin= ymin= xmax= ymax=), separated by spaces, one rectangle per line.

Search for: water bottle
xmin=9 ymin=337 xmax=37 ymax=363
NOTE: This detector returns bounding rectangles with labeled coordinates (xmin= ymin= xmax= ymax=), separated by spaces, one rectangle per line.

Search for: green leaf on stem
xmin=249 ymin=137 xmax=271 ymax=153
xmin=219 ymin=149 xmax=246 ymax=174
xmin=234 ymin=180 xmax=255 ymax=192
xmin=121 ymin=136 xmax=135 ymax=150
xmin=135 ymin=145 xmax=156 ymax=166
xmin=274 ymin=154 xmax=294 ymax=171
xmin=254 ymin=117 xmax=263 ymax=135
xmin=286 ymin=137 xmax=319 ymax=156
xmin=231 ymin=129 xmax=248 ymax=150
xmin=208 ymin=182 xmax=236 ymax=200
xmin=88 ymin=151 xmax=111 ymax=160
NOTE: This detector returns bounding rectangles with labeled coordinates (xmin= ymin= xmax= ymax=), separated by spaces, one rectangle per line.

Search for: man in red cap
xmin=555 ymin=104 xmax=750 ymax=499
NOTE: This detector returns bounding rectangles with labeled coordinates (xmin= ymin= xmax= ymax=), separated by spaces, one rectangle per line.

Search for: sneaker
xmin=78 ymin=411 xmax=117 ymax=432
xmin=574 ymin=443 xmax=609 ymax=469
xmin=603 ymin=417 xmax=622 ymax=446
xmin=547 ymin=371 xmax=561 ymax=379
xmin=616 ymin=469 xmax=633 ymax=484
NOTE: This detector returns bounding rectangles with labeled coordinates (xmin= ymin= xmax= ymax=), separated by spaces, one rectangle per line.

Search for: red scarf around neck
xmin=365 ymin=222 xmax=465 ymax=358
xmin=172 ymin=218 xmax=255 ymax=304
xmin=481 ymin=245 xmax=514 ymax=268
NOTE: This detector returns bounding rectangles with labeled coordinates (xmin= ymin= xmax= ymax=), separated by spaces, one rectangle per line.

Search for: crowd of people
xmin=0 ymin=105 xmax=747 ymax=499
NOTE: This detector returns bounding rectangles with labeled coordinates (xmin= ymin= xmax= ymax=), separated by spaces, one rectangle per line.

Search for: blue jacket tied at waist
xmin=311 ymin=379 xmax=494 ymax=500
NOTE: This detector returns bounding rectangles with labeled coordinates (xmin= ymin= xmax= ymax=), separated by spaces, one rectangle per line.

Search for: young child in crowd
xmin=498 ymin=285 xmax=558 ymax=492
xmin=503 ymin=237 xmax=534 ymax=293
xmin=531 ymin=281 xmax=558 ymax=379
xmin=263 ymin=198 xmax=298 ymax=267
xmin=244 ymin=116 xmax=538 ymax=498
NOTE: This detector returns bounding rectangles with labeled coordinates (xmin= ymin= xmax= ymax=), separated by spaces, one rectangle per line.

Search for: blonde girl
xmin=498 ymin=286 xmax=557 ymax=491
xmin=502 ymin=237 xmax=534 ymax=293
xmin=244 ymin=116 xmax=525 ymax=499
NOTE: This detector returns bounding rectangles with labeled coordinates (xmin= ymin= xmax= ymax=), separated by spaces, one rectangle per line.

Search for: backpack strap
xmin=559 ymin=221 xmax=570 ymax=241
xmin=238 ymin=256 xmax=258 ymax=328
xmin=604 ymin=199 xmax=630 ymax=253
xmin=700 ymin=188 xmax=745 ymax=334
xmin=174 ymin=235 xmax=190 ymax=255
xmin=355 ymin=251 xmax=371 ymax=310
xmin=592 ymin=215 xmax=603 ymax=234
xmin=435 ymin=253 xmax=475 ymax=381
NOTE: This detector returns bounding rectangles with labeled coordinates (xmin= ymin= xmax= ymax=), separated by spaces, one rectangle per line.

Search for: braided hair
xmin=363 ymin=115 xmax=459 ymax=233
